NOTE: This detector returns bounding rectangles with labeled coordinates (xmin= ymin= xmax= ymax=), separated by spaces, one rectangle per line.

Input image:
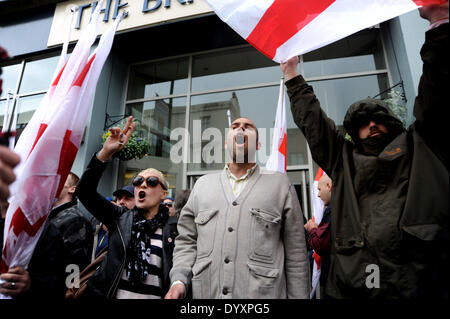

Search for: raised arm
xmin=75 ymin=116 xmax=136 ymax=229
xmin=413 ymin=2 xmax=449 ymax=168
xmin=281 ymin=57 xmax=346 ymax=174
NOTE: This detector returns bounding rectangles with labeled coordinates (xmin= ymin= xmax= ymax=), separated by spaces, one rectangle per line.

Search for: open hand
xmin=97 ymin=116 xmax=136 ymax=162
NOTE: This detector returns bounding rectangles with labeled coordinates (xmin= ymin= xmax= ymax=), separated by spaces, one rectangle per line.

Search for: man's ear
xmin=68 ymin=185 xmax=77 ymax=195
xmin=256 ymin=141 xmax=261 ymax=151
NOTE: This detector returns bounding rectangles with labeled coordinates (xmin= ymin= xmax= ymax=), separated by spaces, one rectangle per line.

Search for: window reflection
xmin=0 ymin=63 xmax=21 ymax=98
xmin=120 ymin=97 xmax=187 ymax=197
xmin=192 ymin=46 xmax=279 ymax=92
xmin=303 ymin=28 xmax=386 ymax=77
xmin=19 ymin=56 xmax=60 ymax=93
xmin=309 ymin=74 xmax=389 ymax=125
xmin=127 ymin=58 xmax=189 ymax=100
xmin=0 ymin=100 xmax=6 ymax=129
xmin=16 ymin=93 xmax=44 ymax=125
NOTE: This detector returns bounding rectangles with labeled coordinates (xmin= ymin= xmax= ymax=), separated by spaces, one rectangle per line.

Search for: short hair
xmin=230 ymin=117 xmax=259 ymax=143
xmin=138 ymin=168 xmax=169 ymax=190
xmin=67 ymin=172 xmax=80 ymax=187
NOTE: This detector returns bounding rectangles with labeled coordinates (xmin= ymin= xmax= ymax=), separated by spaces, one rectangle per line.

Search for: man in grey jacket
xmin=165 ymin=117 xmax=310 ymax=299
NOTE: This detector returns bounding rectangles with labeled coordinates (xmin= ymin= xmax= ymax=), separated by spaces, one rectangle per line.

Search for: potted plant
xmin=102 ymin=131 xmax=150 ymax=161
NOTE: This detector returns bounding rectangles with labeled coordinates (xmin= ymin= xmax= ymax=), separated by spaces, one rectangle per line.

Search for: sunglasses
xmin=164 ymin=202 xmax=173 ymax=207
xmin=132 ymin=175 xmax=167 ymax=190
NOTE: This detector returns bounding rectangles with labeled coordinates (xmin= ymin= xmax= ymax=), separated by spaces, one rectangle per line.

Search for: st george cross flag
xmin=205 ymin=0 xmax=446 ymax=62
xmin=1 ymin=2 xmax=123 ymax=291
xmin=310 ymin=168 xmax=325 ymax=298
xmin=266 ymin=78 xmax=287 ymax=173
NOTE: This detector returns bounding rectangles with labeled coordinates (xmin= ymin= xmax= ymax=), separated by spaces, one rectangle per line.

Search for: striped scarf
xmin=125 ymin=204 xmax=169 ymax=284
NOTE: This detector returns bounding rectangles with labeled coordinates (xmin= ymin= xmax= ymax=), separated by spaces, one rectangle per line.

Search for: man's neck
xmin=228 ymin=162 xmax=257 ymax=179
xmin=53 ymin=197 xmax=72 ymax=209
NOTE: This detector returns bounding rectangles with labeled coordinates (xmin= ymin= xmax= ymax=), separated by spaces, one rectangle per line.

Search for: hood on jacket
xmin=343 ymin=98 xmax=405 ymax=143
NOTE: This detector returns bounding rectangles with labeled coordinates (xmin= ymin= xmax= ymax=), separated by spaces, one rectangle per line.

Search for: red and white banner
xmin=206 ymin=0 xmax=446 ymax=62
xmin=311 ymin=168 xmax=325 ymax=298
xmin=266 ymin=78 xmax=287 ymax=173
xmin=1 ymin=2 xmax=123 ymax=291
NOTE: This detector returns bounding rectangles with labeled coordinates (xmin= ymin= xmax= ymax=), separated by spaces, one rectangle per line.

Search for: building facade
xmin=0 ymin=0 xmax=430 ymax=218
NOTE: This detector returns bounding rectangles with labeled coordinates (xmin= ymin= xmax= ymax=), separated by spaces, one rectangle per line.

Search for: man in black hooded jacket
xmin=281 ymin=3 xmax=448 ymax=299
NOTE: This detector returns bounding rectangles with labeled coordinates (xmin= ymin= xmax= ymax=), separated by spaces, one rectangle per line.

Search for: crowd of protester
xmin=0 ymin=3 xmax=448 ymax=299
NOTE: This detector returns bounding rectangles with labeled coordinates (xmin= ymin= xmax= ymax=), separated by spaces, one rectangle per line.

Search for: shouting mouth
xmin=138 ymin=191 xmax=146 ymax=202
xmin=235 ymin=134 xmax=246 ymax=147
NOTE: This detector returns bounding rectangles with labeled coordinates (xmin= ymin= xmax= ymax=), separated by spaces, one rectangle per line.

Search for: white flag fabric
xmin=205 ymin=0 xmax=445 ymax=62
xmin=1 ymin=3 xmax=124 ymax=285
xmin=310 ymin=168 xmax=325 ymax=298
xmin=266 ymin=78 xmax=287 ymax=173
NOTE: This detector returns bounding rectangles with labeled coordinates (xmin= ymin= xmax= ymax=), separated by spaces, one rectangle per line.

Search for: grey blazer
xmin=170 ymin=165 xmax=310 ymax=299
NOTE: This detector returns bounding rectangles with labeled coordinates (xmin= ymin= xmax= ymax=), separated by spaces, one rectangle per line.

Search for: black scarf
xmin=125 ymin=204 xmax=169 ymax=284
xmin=357 ymin=133 xmax=395 ymax=156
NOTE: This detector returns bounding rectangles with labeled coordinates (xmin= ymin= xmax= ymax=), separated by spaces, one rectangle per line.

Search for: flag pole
xmin=53 ymin=6 xmax=78 ymax=82
xmin=0 ymin=91 xmax=17 ymax=148
xmin=1 ymin=90 xmax=13 ymax=131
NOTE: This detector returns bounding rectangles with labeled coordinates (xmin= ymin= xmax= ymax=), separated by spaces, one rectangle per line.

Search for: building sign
xmin=47 ymin=0 xmax=213 ymax=47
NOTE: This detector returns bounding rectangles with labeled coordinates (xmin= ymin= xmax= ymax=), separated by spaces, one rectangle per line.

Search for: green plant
xmin=102 ymin=131 xmax=150 ymax=161
xmin=383 ymin=88 xmax=407 ymax=127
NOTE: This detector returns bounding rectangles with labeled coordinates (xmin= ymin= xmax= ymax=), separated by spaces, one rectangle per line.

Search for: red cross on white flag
xmin=266 ymin=79 xmax=287 ymax=173
xmin=206 ymin=0 xmax=446 ymax=62
xmin=1 ymin=2 xmax=124 ymax=292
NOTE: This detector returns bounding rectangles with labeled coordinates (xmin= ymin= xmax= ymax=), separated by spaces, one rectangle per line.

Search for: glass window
xmin=127 ymin=57 xmax=189 ymax=100
xmin=0 ymin=99 xmax=6 ymax=130
xmin=303 ymin=28 xmax=386 ymax=77
xmin=309 ymin=73 xmax=389 ymax=125
xmin=19 ymin=56 xmax=60 ymax=93
xmin=119 ymin=97 xmax=187 ymax=197
xmin=287 ymin=170 xmax=311 ymax=217
xmin=0 ymin=63 xmax=21 ymax=98
xmin=187 ymin=86 xmax=309 ymax=172
xmin=192 ymin=46 xmax=280 ymax=92
xmin=16 ymin=93 xmax=44 ymax=126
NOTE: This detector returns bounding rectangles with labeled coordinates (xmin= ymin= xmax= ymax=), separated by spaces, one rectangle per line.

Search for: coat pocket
xmin=194 ymin=209 xmax=219 ymax=258
xmin=401 ymin=223 xmax=447 ymax=261
xmin=191 ymin=259 xmax=212 ymax=299
xmin=249 ymin=208 xmax=281 ymax=263
xmin=402 ymin=224 xmax=445 ymax=241
xmin=247 ymin=263 xmax=280 ymax=299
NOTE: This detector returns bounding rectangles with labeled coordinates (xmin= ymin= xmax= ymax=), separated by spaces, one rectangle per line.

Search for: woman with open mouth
xmin=74 ymin=116 xmax=179 ymax=299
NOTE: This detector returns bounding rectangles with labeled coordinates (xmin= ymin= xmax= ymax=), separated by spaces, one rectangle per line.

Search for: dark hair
xmin=173 ymin=189 xmax=192 ymax=219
